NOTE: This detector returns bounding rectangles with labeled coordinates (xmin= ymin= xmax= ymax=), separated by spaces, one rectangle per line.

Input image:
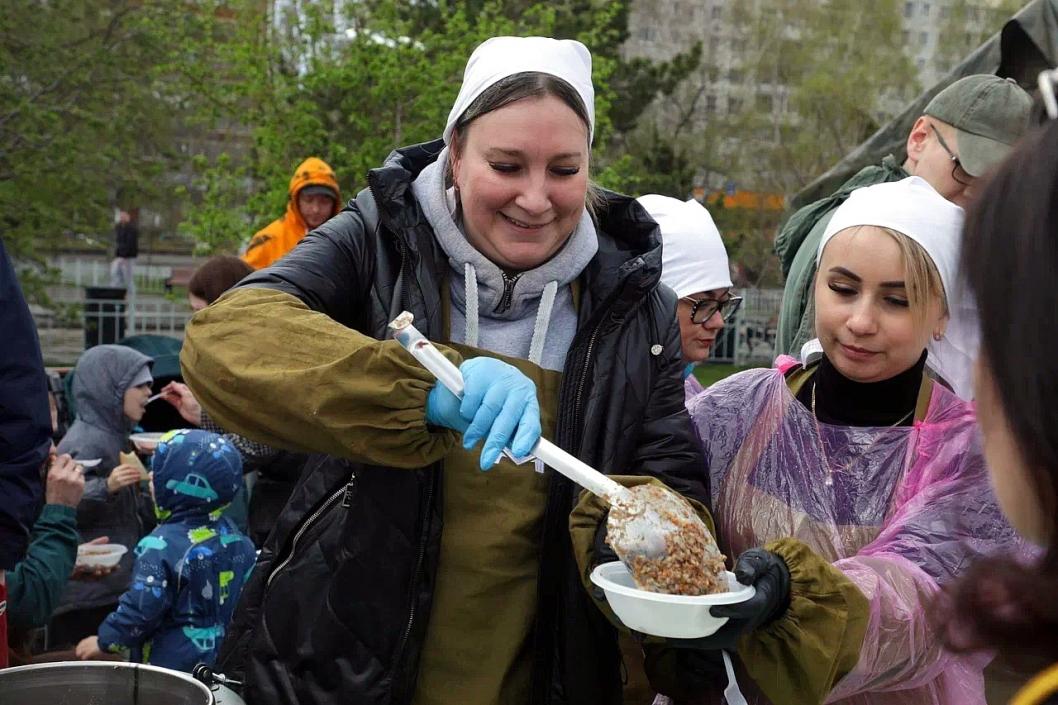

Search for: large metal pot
xmin=0 ymin=661 xmax=245 ymax=705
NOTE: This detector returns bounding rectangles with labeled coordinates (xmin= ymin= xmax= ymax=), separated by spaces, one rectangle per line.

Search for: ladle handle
xmin=389 ymin=312 xmax=630 ymax=502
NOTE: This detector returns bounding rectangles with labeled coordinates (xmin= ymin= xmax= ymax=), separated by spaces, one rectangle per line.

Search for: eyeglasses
xmin=681 ymin=295 xmax=743 ymax=324
xmin=929 ymin=124 xmax=974 ymax=187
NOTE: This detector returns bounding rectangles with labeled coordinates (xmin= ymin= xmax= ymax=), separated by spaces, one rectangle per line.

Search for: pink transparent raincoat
xmin=684 ymin=360 xmax=1019 ymax=705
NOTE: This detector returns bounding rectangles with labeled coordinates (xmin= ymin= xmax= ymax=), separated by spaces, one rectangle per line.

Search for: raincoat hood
xmin=286 ymin=157 xmax=340 ymax=218
xmin=71 ymin=345 xmax=153 ymax=436
xmin=151 ymin=429 xmax=242 ymax=521
xmin=242 ymin=157 xmax=342 ymax=269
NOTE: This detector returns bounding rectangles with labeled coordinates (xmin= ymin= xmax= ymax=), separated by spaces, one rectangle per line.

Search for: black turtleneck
xmin=794 ymin=350 xmax=927 ymax=427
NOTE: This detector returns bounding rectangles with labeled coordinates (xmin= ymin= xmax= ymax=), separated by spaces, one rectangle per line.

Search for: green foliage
xmin=2 ymin=0 xmax=702 ymax=283
xmin=175 ymin=154 xmax=251 ymax=255
xmin=0 ymin=0 xmax=232 ymax=298
xmin=721 ymin=0 xmax=920 ymax=195
xmin=178 ymin=0 xmax=702 ymax=248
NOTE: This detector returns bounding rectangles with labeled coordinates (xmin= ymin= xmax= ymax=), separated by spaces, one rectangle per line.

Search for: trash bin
xmin=83 ymin=285 xmax=127 ymax=349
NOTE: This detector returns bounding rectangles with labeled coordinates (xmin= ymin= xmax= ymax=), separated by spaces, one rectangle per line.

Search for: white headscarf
xmin=638 ymin=195 xmax=732 ymax=298
xmin=443 ymin=36 xmax=595 ymax=145
xmin=816 ymin=176 xmax=977 ymax=399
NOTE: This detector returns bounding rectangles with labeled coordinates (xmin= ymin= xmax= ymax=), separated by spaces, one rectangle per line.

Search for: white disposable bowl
xmin=590 ymin=561 xmax=755 ymax=638
xmin=76 ymin=544 xmax=128 ymax=569
xmin=129 ymin=432 xmax=167 ymax=451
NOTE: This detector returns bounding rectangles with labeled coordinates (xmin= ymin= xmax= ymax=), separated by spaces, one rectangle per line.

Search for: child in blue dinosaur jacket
xmin=75 ymin=429 xmax=256 ymax=671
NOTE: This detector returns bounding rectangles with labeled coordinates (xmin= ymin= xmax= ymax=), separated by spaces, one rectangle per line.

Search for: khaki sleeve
xmin=569 ymin=475 xmax=716 ymax=628
xmin=180 ymin=287 xmax=461 ymax=469
xmin=737 ymin=538 xmax=870 ymax=705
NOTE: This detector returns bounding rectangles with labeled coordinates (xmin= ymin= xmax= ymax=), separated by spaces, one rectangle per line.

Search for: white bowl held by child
xmin=590 ymin=561 xmax=755 ymax=639
xmin=129 ymin=432 xmax=167 ymax=452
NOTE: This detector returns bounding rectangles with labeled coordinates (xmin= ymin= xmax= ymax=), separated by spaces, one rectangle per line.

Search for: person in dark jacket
xmin=181 ymin=36 xmax=711 ymax=705
xmin=0 ymin=236 xmax=52 ymax=667
xmin=50 ymin=344 xmax=155 ymax=647
xmin=110 ymin=208 xmax=140 ymax=291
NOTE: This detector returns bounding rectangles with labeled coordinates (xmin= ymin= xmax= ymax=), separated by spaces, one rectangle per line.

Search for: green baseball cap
xmin=923 ymin=74 xmax=1032 ymax=177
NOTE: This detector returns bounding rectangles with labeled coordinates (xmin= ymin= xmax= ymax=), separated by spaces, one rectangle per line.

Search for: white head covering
xmin=816 ymin=176 xmax=977 ymax=399
xmin=638 ymin=194 xmax=732 ymax=298
xmin=443 ymin=36 xmax=595 ymax=145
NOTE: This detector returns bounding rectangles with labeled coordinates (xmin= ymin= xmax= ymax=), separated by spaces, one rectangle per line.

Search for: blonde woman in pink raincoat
xmin=660 ymin=177 xmax=1019 ymax=705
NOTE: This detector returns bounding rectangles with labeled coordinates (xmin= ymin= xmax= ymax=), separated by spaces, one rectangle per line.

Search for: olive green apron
xmin=412 ymin=287 xmax=562 ymax=705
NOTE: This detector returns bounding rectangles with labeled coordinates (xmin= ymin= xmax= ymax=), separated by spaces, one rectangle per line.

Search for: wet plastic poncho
xmin=685 ymin=361 xmax=1019 ymax=705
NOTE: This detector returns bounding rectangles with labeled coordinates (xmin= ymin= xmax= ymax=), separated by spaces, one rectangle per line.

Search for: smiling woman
xmin=450 ymin=92 xmax=589 ymax=271
xmin=180 ymin=35 xmax=709 ymax=705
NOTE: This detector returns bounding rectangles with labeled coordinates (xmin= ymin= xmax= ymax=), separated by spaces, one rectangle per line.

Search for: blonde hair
xmin=882 ymin=227 xmax=948 ymax=325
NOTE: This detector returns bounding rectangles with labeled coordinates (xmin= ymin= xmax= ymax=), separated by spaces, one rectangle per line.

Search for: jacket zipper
xmin=392 ymin=469 xmax=436 ymax=699
xmin=572 ymin=320 xmax=603 ymax=430
xmin=265 ymin=474 xmax=355 ymax=588
xmin=494 ymin=272 xmax=523 ymax=314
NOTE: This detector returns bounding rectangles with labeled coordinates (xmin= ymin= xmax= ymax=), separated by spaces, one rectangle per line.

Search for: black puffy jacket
xmin=214 ymin=141 xmax=707 ymax=705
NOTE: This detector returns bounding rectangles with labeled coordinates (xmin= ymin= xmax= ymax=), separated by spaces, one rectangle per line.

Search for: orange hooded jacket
xmin=242 ymin=157 xmax=341 ymax=270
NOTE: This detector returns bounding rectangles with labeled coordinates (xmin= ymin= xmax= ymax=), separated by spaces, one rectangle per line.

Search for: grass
xmin=692 ymin=363 xmax=759 ymax=389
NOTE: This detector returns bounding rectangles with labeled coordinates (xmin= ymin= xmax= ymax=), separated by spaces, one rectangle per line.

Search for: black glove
xmin=666 ymin=548 xmax=791 ymax=652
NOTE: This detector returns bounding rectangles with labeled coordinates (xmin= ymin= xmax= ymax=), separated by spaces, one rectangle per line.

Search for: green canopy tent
xmin=791 ymin=0 xmax=1058 ymax=209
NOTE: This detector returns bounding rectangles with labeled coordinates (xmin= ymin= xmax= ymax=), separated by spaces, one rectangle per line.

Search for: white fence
xmin=52 ymin=256 xmax=176 ymax=292
xmin=35 ymin=293 xmax=192 ymax=365
xmin=37 ymin=260 xmax=786 ymax=367
xmin=706 ymin=288 xmax=783 ymax=366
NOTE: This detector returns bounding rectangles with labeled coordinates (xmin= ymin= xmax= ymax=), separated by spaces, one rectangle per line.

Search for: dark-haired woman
xmin=678 ymin=177 xmax=1019 ymax=705
xmin=181 ymin=37 xmax=707 ymax=705
xmin=940 ymin=120 xmax=1058 ymax=705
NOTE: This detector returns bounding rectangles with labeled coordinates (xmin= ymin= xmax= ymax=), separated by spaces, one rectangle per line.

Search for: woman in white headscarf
xmin=665 ymin=177 xmax=1019 ymax=705
xmin=181 ymin=36 xmax=709 ymax=705
xmin=637 ymin=194 xmax=739 ymax=394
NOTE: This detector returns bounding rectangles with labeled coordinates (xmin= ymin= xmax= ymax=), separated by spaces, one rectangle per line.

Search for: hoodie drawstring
xmin=463 ymin=263 xmax=557 ymax=368
xmin=464 ymin=262 xmax=480 ymax=348
xmin=528 ymin=281 xmax=558 ymax=367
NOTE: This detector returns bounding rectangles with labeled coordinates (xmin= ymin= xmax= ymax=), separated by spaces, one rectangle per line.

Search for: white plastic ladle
xmin=388 ymin=312 xmax=717 ymax=568
xmin=389 ymin=311 xmax=632 ymax=503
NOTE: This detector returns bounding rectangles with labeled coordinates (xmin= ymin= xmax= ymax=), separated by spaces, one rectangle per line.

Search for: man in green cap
xmin=775 ymin=74 xmax=1033 ymax=358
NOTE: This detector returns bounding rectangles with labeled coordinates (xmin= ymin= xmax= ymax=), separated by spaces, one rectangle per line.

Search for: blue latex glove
xmin=424 ymin=357 xmax=542 ymax=470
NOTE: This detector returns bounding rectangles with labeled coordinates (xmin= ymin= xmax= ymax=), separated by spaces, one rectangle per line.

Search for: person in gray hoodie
xmin=50 ymin=344 xmax=154 ymax=648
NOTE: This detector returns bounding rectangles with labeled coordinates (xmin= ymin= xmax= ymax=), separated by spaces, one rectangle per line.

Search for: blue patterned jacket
xmin=98 ymin=430 xmax=256 ymax=671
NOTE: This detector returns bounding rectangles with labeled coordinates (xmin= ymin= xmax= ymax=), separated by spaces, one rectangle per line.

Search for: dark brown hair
xmin=941 ymin=121 xmax=1058 ymax=662
xmin=188 ymin=255 xmax=253 ymax=305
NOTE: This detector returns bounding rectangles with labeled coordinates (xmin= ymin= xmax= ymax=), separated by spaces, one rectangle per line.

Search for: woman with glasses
xmin=657 ymin=177 xmax=1018 ymax=705
xmin=637 ymin=195 xmax=740 ymax=395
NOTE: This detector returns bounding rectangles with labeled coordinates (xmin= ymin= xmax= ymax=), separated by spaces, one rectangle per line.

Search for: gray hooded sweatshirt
xmin=411 ymin=148 xmax=598 ymax=371
xmin=56 ymin=344 xmax=153 ymax=613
